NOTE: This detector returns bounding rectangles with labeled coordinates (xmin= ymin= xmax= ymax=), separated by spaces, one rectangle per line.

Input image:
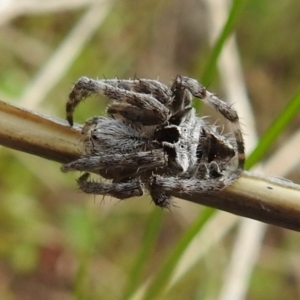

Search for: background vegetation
xmin=0 ymin=0 xmax=300 ymax=299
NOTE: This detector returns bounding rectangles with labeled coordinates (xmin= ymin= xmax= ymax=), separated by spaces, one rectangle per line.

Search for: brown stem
xmin=0 ymin=100 xmax=82 ymax=163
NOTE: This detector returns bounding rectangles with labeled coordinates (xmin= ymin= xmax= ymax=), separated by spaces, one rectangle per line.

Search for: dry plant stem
xmin=0 ymin=100 xmax=82 ymax=163
xmin=0 ymin=100 xmax=300 ymax=231
xmin=173 ymin=173 xmax=300 ymax=231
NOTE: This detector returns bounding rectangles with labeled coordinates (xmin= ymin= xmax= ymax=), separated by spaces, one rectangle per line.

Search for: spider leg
xmin=148 ymin=188 xmax=172 ymax=209
xmin=148 ymin=174 xmax=227 ymax=209
xmin=61 ymin=149 xmax=167 ymax=179
xmin=100 ymin=78 xmax=171 ymax=105
xmin=77 ymin=173 xmax=144 ymax=199
xmin=98 ymin=79 xmax=175 ymax=117
xmin=149 ymin=173 xmax=239 ymax=197
xmin=107 ymin=101 xmax=168 ymax=125
xmin=170 ymin=76 xmax=194 ymax=114
xmin=174 ymin=75 xmax=245 ymax=169
xmin=66 ymin=77 xmax=170 ymax=126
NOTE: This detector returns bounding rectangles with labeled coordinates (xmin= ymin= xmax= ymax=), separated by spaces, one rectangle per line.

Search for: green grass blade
xmin=123 ymin=209 xmax=164 ymax=299
xmin=192 ymin=0 xmax=248 ymax=111
xmin=197 ymin=0 xmax=248 ymax=86
xmin=143 ymin=207 xmax=216 ymax=300
xmin=246 ymin=88 xmax=300 ymax=169
xmin=74 ymin=257 xmax=89 ymax=300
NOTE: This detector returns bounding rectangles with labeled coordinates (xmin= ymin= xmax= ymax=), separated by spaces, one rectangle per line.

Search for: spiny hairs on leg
xmin=174 ymin=75 xmax=245 ymax=169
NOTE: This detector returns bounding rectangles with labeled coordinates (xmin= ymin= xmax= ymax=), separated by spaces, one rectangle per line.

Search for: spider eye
xmin=91 ymin=134 xmax=98 ymax=140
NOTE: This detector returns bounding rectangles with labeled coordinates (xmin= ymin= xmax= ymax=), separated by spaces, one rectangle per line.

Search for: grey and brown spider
xmin=62 ymin=75 xmax=245 ymax=208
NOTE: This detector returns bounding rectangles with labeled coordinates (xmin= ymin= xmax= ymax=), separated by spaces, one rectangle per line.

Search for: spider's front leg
xmin=101 ymin=78 xmax=171 ymax=106
xmin=66 ymin=77 xmax=170 ymax=126
xmin=78 ymin=173 xmax=144 ymax=199
xmin=66 ymin=77 xmax=102 ymax=125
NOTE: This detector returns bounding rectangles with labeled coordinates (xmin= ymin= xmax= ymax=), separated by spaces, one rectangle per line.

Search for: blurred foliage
xmin=0 ymin=0 xmax=300 ymax=299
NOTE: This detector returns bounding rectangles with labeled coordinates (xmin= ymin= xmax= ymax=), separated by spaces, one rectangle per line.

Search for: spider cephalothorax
xmin=62 ymin=75 xmax=245 ymax=208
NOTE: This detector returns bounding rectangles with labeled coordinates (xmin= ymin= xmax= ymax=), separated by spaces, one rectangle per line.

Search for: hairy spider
xmin=62 ymin=75 xmax=245 ymax=208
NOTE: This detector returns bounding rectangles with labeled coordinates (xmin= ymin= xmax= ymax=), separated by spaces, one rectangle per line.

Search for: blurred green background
xmin=0 ymin=0 xmax=300 ymax=299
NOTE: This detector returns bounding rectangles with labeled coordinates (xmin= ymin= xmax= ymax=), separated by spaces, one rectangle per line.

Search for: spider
xmin=61 ymin=75 xmax=245 ymax=208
